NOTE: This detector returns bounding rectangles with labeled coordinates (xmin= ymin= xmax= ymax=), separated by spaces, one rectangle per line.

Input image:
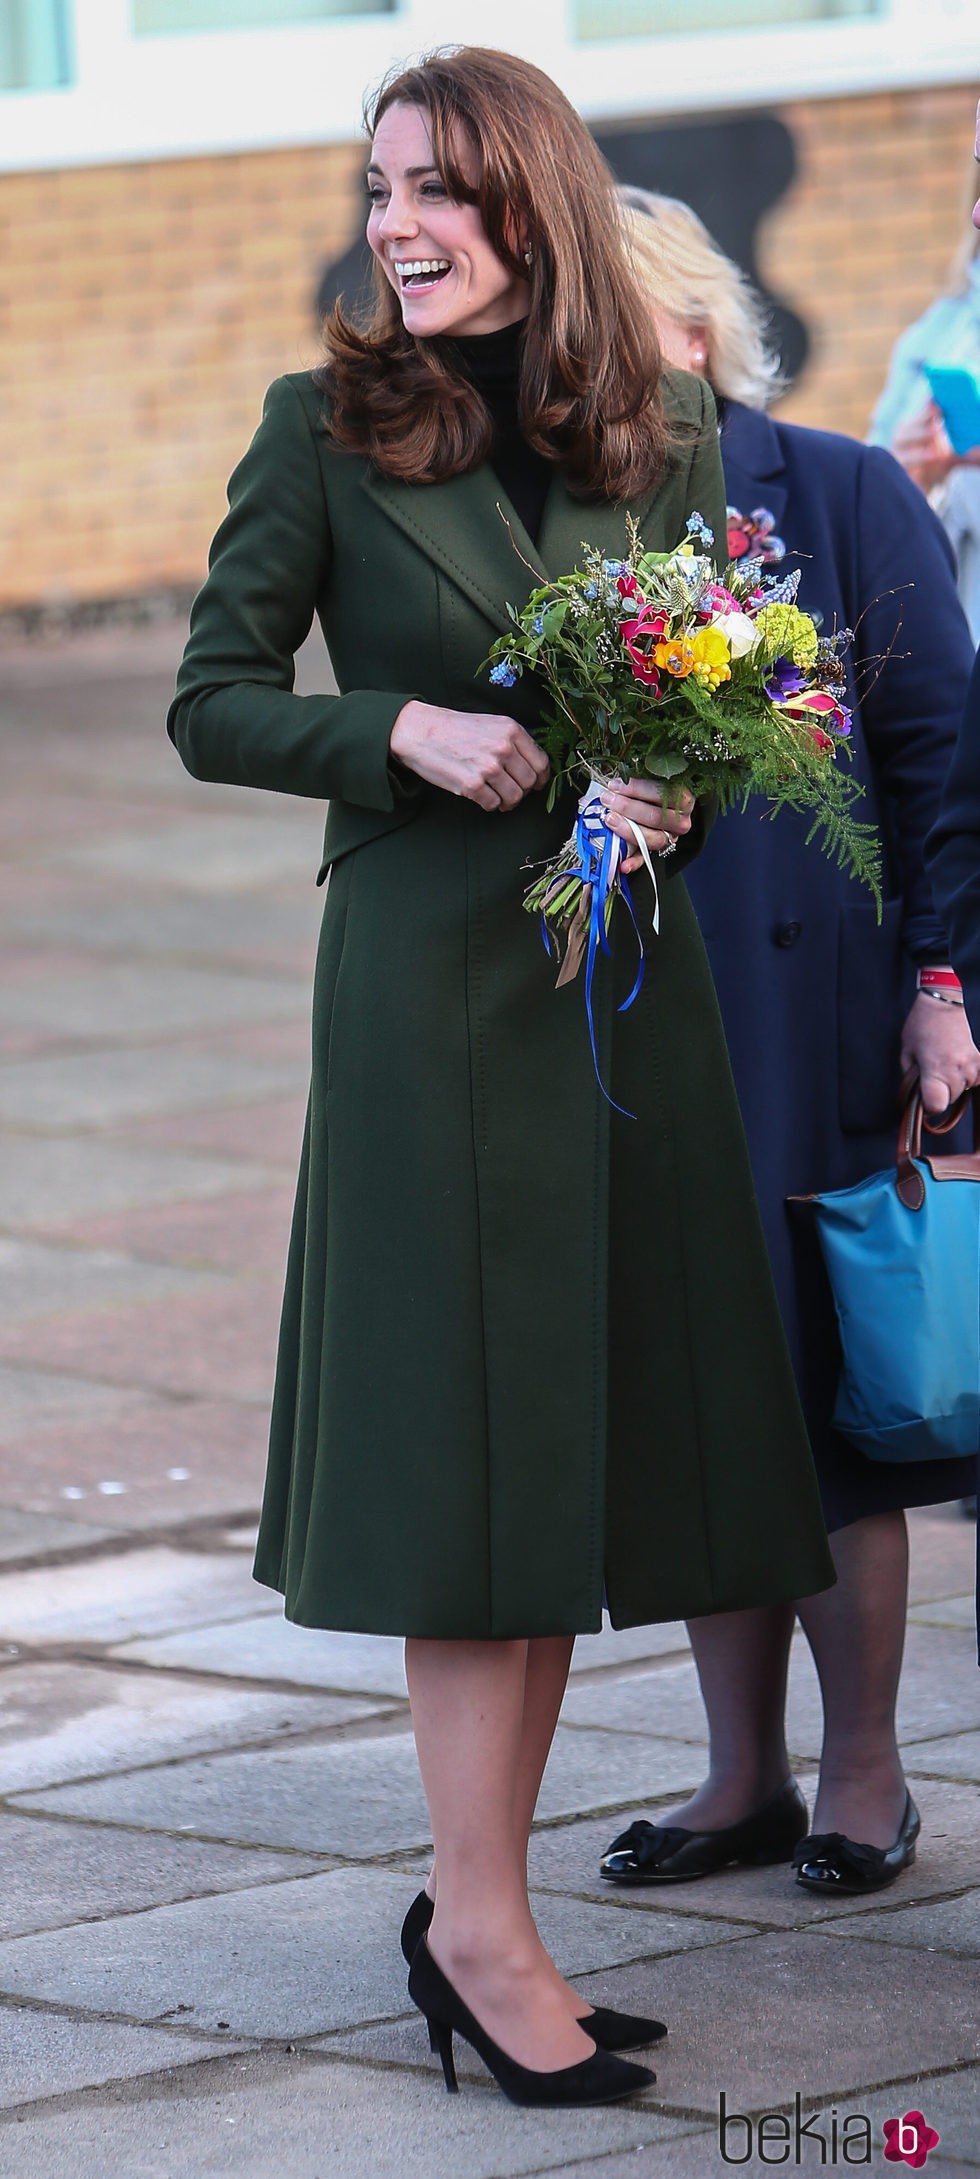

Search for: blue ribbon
xmin=542 ymin=795 xmax=646 ymax=1118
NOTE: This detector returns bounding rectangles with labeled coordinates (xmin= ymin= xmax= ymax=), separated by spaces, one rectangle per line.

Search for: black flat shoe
xmin=793 ymin=1792 xmax=920 ymax=1895
xmin=407 ymin=1938 xmax=655 ymax=2107
xmin=600 ymin=1777 xmax=808 ymax=1885
xmin=400 ymin=1890 xmax=666 ymax=2049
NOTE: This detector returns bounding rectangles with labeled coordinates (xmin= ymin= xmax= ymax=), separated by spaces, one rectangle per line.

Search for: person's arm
xmin=926 ymin=648 xmax=980 ymax=1045
xmin=851 ymin=446 xmax=980 ymax=1104
xmin=853 ymin=446 xmax=974 ymax=958
xmin=168 ymin=376 xmax=420 ymax=809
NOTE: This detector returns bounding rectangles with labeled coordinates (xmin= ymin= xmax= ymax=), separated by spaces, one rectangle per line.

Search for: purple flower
xmin=764 ymin=656 xmax=808 ymax=700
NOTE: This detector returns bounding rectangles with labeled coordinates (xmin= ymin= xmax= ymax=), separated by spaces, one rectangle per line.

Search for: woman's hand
xmin=600 ymin=777 xmax=694 ymax=874
xmin=900 ymin=989 xmax=980 ymax=1116
xmin=890 ymin=403 xmax=957 ymax=494
xmin=390 ymin=701 xmax=551 ymax=810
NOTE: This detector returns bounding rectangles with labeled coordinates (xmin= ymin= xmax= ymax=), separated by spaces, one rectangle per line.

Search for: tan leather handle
xmin=896 ymin=1082 xmax=980 ymax=1210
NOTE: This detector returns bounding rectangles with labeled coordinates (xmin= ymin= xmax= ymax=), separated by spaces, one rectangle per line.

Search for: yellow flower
xmin=654 ymin=636 xmax=696 ymax=678
xmin=754 ymin=604 xmax=818 ymax=669
xmin=690 ymin=626 xmax=732 ymax=689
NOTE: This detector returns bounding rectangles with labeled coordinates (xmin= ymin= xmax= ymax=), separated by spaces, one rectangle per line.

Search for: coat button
xmin=774 ymin=920 xmax=802 ymax=947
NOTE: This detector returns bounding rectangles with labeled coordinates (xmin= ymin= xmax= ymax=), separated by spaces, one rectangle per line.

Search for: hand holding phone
xmin=921 ymin=365 xmax=980 ymax=457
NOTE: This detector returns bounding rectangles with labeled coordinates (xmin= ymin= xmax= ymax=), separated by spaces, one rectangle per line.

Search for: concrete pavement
xmin=0 ymin=625 xmax=977 ymax=2176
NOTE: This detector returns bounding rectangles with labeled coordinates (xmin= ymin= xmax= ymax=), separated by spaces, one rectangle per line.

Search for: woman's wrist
xmin=917 ymin=965 xmax=964 ymax=1007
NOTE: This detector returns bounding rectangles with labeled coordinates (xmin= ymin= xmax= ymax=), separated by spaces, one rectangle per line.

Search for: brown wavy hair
xmin=318 ymin=47 xmax=674 ymax=502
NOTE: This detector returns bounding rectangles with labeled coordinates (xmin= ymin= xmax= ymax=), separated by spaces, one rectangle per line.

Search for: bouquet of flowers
xmin=483 ymin=515 xmax=880 ymax=1104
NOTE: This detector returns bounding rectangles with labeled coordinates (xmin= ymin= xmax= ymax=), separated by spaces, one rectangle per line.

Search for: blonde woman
xmin=600 ymin=191 xmax=980 ymax=1897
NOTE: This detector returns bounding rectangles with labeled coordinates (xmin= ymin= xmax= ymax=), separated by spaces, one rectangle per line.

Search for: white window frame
xmin=0 ymin=0 xmax=976 ymax=174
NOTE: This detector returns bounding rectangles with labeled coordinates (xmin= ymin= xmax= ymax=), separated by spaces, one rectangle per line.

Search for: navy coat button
xmin=774 ymin=920 xmax=802 ymax=947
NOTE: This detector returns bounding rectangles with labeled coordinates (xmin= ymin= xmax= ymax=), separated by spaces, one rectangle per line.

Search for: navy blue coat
xmin=926 ymin=646 xmax=980 ymax=1042
xmin=684 ymin=400 xmax=976 ymax=1524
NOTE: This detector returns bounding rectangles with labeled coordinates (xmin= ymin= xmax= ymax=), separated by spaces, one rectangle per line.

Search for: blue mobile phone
xmin=922 ymin=364 xmax=980 ymax=456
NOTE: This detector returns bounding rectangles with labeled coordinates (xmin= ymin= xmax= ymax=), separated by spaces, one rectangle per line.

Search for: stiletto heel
xmin=428 ymin=2015 xmax=459 ymax=2093
xmin=400 ymin=1890 xmax=665 ymax=2050
xmin=407 ymin=1938 xmax=655 ymax=2107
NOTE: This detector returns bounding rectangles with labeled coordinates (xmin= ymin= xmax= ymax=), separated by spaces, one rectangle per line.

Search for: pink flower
xmin=620 ymin=604 xmax=668 ymax=686
xmin=703 ymin=583 xmax=741 ymax=617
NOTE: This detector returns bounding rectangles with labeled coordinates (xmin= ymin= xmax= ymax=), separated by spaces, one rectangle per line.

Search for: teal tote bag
xmin=803 ymin=1086 xmax=980 ymax=1462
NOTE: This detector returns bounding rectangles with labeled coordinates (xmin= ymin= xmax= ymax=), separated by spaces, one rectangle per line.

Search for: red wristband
xmin=917 ymin=967 xmax=963 ymax=994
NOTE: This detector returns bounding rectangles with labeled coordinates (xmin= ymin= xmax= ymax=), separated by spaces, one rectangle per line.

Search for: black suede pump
xmin=407 ymin=1938 xmax=656 ymax=2107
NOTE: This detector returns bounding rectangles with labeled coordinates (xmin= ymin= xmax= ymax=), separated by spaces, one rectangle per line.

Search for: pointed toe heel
xmin=400 ymin=1890 xmax=666 ymax=2052
xmin=407 ymin=1940 xmax=655 ymax=2107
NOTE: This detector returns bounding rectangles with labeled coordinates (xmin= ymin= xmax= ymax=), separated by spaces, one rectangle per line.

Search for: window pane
xmin=132 ymin=0 xmax=395 ymax=29
xmin=574 ymin=0 xmax=881 ymax=35
xmin=0 ymin=0 xmax=71 ymax=89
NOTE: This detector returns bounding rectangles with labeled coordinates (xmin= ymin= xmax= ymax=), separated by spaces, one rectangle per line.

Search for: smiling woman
xmin=365 ymin=102 xmax=531 ymax=338
xmin=168 ymin=41 xmax=833 ymax=2113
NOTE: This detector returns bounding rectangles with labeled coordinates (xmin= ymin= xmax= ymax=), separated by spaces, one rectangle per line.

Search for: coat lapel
xmin=720 ymin=402 xmax=790 ymax=541
xmin=363 ymin=460 xmax=693 ymax=638
xmin=362 ymin=465 xmax=546 ymax=638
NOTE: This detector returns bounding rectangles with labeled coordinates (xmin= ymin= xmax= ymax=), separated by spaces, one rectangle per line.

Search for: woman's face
xmin=650 ymin=305 xmax=710 ymax=381
xmin=366 ymin=101 xmax=531 ymax=340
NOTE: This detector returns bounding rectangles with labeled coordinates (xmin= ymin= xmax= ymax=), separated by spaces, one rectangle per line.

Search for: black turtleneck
xmin=445 ymin=318 xmax=553 ymax=546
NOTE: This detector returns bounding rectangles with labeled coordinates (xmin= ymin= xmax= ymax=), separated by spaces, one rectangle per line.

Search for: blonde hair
xmin=619 ymin=187 xmax=785 ymax=412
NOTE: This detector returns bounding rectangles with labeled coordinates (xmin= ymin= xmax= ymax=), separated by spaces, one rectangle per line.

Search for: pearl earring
xmin=524 ymin=248 xmax=534 ymax=267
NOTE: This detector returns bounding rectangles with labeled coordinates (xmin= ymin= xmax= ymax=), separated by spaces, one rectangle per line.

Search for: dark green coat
xmin=169 ymin=367 xmax=834 ymax=1638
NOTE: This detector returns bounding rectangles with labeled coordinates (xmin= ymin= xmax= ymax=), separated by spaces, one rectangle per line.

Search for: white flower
xmin=713 ymin=610 xmax=760 ymax=659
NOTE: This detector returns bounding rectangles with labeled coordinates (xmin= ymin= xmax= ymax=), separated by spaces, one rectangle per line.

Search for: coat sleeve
xmin=852 ymin=444 xmax=975 ymax=961
xmin=167 ymin=376 xmax=420 ymax=808
xmin=926 ymin=647 xmax=980 ymax=1036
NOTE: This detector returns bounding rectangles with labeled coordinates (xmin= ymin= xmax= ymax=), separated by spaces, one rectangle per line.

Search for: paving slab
xmin=5 ymin=892 xmax=319 ymax=971
xmin=4 ymin=1400 xmax=270 ymax=1531
xmin=15 ymin=1727 xmax=706 ymax=1858
xmin=558 ymin=1621 xmax=980 ymax=1756
xmin=0 ymin=1047 xmax=301 ymax=1130
xmin=0 ymin=2047 xmax=686 ymax=2179
xmin=567 ymin=1930 xmax=978 ymax=2116
xmin=0 ymin=1236 xmax=221 ymax=1324
xmin=0 ymin=2005 xmax=241 ymax=2120
xmin=0 ymin=1866 xmax=745 ymax=2052
xmin=0 ymin=1508 xmax=115 ymax=1561
xmin=0 ymin=1658 xmax=383 ymax=1794
xmin=122 ymin=1094 xmax=308 ymax=1169
xmin=0 ymin=1364 xmax=150 ymax=1445
xmin=117 ymin=1618 xmax=410 ymax=1697
xmin=0 ymin=1813 xmax=326 ymax=1941
xmin=904 ymin=1731 xmax=980 ymax=1783
xmin=0 ymin=1135 xmax=276 ymax=1229
xmin=0 ymin=965 xmax=306 ymax=1045
xmin=56 ymin=1185 xmax=295 ymax=1276
xmin=0 ymin=1868 xmax=413 ymax=2040
xmin=522 ymin=1778 xmax=980 ymax=1928
xmin=0 ymin=1546 xmax=278 ymax=1645
xmin=61 ymin=814 xmax=324 ymax=894
xmin=909 ymin=1594 xmax=977 ymax=1632
xmin=0 ymin=1277 xmax=283 ymax=1404
xmin=818 ymin=1886 xmax=980 ymax=1958
xmin=907 ymin=1505 xmax=978 ymax=1605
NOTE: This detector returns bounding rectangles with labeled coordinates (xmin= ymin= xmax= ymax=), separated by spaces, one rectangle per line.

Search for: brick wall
xmin=0 ymin=81 xmax=977 ymax=610
xmin=765 ymin=84 xmax=979 ymax=439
